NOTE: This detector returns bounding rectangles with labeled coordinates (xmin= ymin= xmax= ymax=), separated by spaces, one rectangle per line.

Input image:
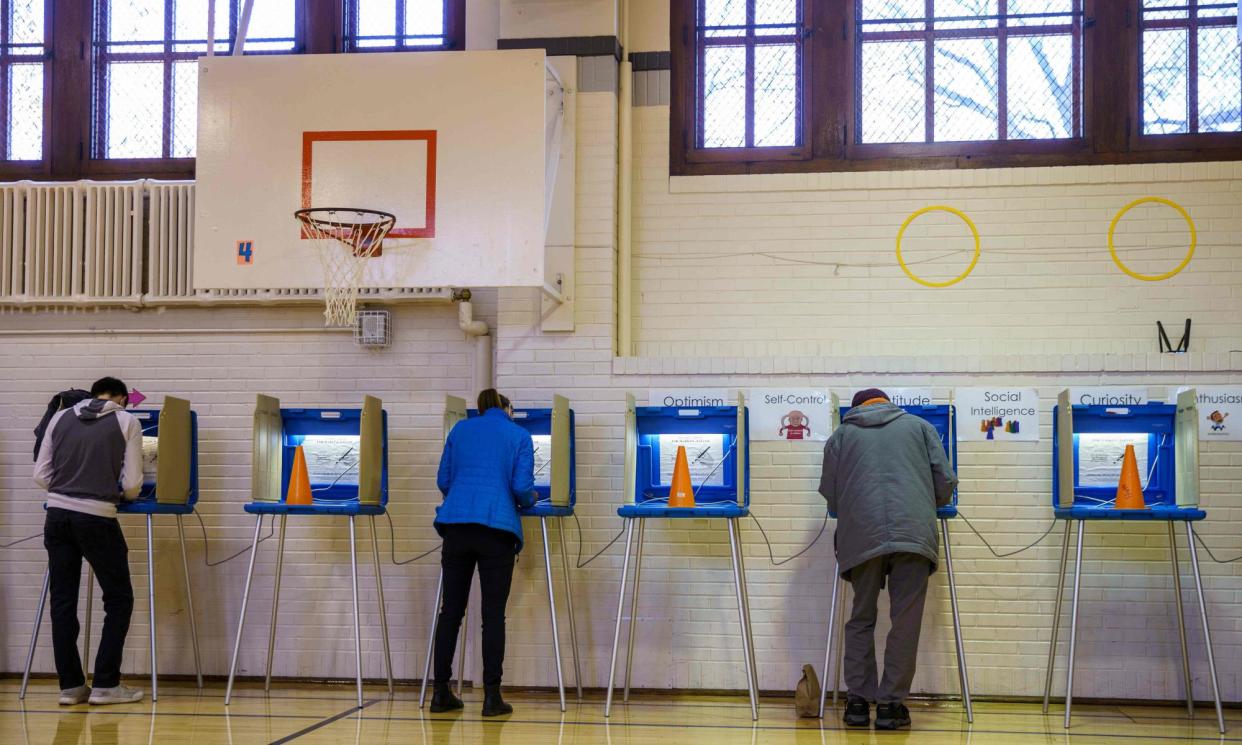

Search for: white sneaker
xmin=88 ymin=684 xmax=144 ymax=705
xmin=58 ymin=685 xmax=91 ymax=705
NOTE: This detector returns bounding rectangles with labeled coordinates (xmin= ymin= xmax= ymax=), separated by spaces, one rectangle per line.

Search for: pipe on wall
xmin=616 ymin=0 xmax=634 ymax=357
xmin=455 ymin=290 xmax=493 ymax=396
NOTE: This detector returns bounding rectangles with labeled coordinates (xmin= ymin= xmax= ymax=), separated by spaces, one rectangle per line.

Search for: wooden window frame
xmin=671 ymin=0 xmax=1242 ymax=176
xmin=0 ymin=0 xmax=52 ymax=176
xmin=343 ymin=0 xmax=465 ymax=52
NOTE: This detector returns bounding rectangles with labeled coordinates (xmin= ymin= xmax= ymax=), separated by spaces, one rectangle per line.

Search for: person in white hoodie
xmin=34 ymin=377 xmax=144 ymax=706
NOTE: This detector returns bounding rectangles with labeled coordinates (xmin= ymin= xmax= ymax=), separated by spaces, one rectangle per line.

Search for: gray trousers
xmin=844 ymin=552 xmax=932 ymax=703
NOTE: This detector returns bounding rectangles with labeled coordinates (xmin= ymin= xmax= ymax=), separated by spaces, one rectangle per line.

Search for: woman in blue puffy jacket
xmin=430 ymin=389 xmax=536 ymax=717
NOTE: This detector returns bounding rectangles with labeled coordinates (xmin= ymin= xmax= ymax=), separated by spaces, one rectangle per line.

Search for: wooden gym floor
xmin=2 ymin=679 xmax=1236 ymax=745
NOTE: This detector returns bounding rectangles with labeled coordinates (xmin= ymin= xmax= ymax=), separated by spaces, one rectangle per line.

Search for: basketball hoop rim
xmin=294 ymin=207 xmax=398 ymax=231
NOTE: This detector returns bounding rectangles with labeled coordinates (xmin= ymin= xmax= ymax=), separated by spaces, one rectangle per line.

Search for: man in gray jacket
xmin=818 ymin=388 xmax=957 ymax=730
xmin=34 ymin=377 xmax=144 ymax=706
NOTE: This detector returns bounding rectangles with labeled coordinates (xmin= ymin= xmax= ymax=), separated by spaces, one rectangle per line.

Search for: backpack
xmin=33 ymin=389 xmax=91 ymax=461
xmin=794 ymin=663 xmax=822 ymax=718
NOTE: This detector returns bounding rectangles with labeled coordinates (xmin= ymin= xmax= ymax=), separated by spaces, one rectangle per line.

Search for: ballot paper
xmin=531 ymin=435 xmax=552 ymax=487
xmin=1077 ymin=433 xmax=1150 ymax=489
xmin=658 ymin=434 xmax=726 ymax=487
xmin=302 ymin=435 xmax=360 ymax=487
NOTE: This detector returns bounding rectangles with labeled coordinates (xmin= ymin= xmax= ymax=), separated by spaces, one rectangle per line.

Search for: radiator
xmin=0 ymin=180 xmax=452 ymax=307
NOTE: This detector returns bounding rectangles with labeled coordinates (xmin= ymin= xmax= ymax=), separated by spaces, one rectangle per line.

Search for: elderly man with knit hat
xmin=818 ymin=388 xmax=957 ymax=730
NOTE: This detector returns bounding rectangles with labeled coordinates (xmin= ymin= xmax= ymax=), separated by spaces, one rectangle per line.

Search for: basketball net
xmin=294 ymin=208 xmax=396 ymax=327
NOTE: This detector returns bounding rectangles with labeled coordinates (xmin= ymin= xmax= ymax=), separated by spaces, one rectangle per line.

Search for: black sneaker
xmin=874 ymin=702 xmax=911 ymax=730
xmin=481 ymin=685 xmax=513 ymax=717
xmin=842 ymin=695 xmax=870 ymax=727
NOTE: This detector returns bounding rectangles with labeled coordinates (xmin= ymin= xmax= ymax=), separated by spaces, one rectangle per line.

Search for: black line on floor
xmin=269 ymin=699 xmax=379 ymax=745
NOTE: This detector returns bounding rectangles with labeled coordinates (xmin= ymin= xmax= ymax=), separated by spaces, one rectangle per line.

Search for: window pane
xmin=1008 ymin=35 xmax=1075 ymax=139
xmin=406 ymin=0 xmax=446 ymax=46
xmin=245 ymin=0 xmax=297 ymax=52
xmin=702 ymin=45 xmax=746 ymax=147
xmin=934 ymin=38 xmax=998 ymax=141
xmin=934 ymin=0 xmax=998 ymax=31
xmin=105 ymin=62 xmax=165 ymax=158
xmin=860 ymin=41 xmax=925 ymax=143
xmin=755 ymin=0 xmax=798 ymax=36
xmin=173 ymin=0 xmax=230 ymax=54
xmin=11 ymin=0 xmax=44 ymax=45
xmin=356 ymin=0 xmax=399 ymax=47
xmin=171 ymin=61 xmax=198 ymax=158
xmin=7 ymin=63 xmax=44 ymax=160
xmin=107 ymin=0 xmax=165 ymax=53
xmin=1142 ymin=28 xmax=1189 ymax=134
xmin=1198 ymin=26 xmax=1241 ymax=133
xmin=1008 ymin=0 xmax=1074 ymax=27
xmin=754 ymin=44 xmax=797 ymax=146
xmin=704 ymin=0 xmax=746 ymax=29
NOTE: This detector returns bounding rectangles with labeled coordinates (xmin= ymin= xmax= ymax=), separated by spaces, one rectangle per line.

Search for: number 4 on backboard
xmin=236 ymin=240 xmax=254 ymax=265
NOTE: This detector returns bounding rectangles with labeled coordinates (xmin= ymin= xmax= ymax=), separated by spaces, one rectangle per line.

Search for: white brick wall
xmin=3 ymin=86 xmax=1241 ymax=708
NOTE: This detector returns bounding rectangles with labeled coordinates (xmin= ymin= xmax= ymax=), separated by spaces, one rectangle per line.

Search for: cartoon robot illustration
xmin=1207 ymin=410 xmax=1229 ymax=432
xmin=780 ymin=410 xmax=811 ymax=440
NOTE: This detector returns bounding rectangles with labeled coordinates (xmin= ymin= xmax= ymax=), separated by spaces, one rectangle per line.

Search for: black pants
xmin=433 ymin=523 xmax=518 ymax=688
xmin=43 ymin=508 xmax=134 ymax=690
xmin=844 ymin=553 xmax=932 ymax=704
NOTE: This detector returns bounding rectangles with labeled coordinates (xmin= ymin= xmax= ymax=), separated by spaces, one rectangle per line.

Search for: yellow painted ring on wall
xmin=1108 ymin=197 xmax=1196 ymax=282
xmin=895 ymin=205 xmax=981 ymax=288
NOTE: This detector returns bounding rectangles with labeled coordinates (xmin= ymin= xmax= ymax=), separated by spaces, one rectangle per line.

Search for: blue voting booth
xmin=605 ymin=395 xmax=759 ymax=720
xmin=420 ymin=395 xmax=582 ymax=713
xmin=1044 ymin=390 xmax=1224 ymax=733
xmin=226 ymin=395 xmax=393 ymax=708
xmin=20 ymin=397 xmax=202 ymax=703
xmin=818 ymin=396 xmax=972 ymax=722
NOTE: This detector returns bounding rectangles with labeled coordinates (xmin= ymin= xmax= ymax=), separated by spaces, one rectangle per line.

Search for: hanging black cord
xmin=1191 ymin=525 xmax=1242 ymax=563
xmin=1 ymin=533 xmax=42 ymax=549
xmin=384 ymin=511 xmax=441 ymax=565
xmin=749 ymin=506 xmax=830 ymax=566
xmin=193 ymin=510 xmax=276 ymax=567
xmin=956 ymin=512 xmax=1058 ymax=558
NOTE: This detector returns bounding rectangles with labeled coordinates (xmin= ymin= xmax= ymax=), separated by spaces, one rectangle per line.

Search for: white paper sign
xmin=142 ymin=436 xmax=159 ymax=482
xmin=1068 ymin=387 xmax=1149 ymax=406
xmin=302 ymin=435 xmax=360 ymax=487
xmin=955 ymin=387 xmax=1041 ymax=442
xmin=531 ymin=434 xmax=552 ymax=487
xmin=657 ymin=434 xmax=725 ymax=486
xmin=748 ymin=389 xmax=833 ymax=441
xmin=1177 ymin=387 xmax=1242 ymax=441
xmin=648 ymin=389 xmax=731 ymax=408
xmin=1077 ymin=433 xmax=1150 ymax=488
xmin=852 ymin=388 xmax=934 ymax=407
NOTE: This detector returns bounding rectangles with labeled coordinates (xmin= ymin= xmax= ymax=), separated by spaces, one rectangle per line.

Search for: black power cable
xmin=956 ymin=512 xmax=1059 ymax=558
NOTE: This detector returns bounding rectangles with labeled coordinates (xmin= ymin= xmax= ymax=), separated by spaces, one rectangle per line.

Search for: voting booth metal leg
xmin=370 ymin=516 xmax=394 ymax=696
xmin=604 ymin=519 xmax=636 ymax=718
xmin=727 ymin=518 xmax=759 ymax=722
xmin=1042 ymin=519 xmax=1072 ymax=713
xmin=941 ymin=518 xmax=973 ymax=723
xmin=556 ymin=517 xmax=584 ymax=700
xmin=19 ymin=568 xmax=50 ymax=700
xmin=540 ymin=517 xmax=567 ymax=712
xmin=623 ymin=518 xmax=646 ymax=702
xmin=1063 ymin=520 xmax=1085 ymax=729
xmin=84 ymin=567 xmax=93 ymax=679
xmin=146 ymin=514 xmax=158 ymax=701
xmin=176 ymin=515 xmax=203 ymax=688
xmin=348 ymin=516 xmax=364 ymax=708
xmin=225 ymin=515 xmax=265 ymax=706
xmin=832 ymin=583 xmax=845 ymax=708
xmin=417 ymin=569 xmax=444 ymax=708
xmin=734 ymin=519 xmax=760 ymax=697
xmin=1185 ymin=522 xmax=1226 ymax=734
xmin=1168 ymin=521 xmax=1193 ymax=717
xmin=816 ymin=558 xmax=840 ymax=719
xmin=456 ymin=603 xmax=468 ymax=696
xmin=264 ymin=514 xmax=287 ymax=693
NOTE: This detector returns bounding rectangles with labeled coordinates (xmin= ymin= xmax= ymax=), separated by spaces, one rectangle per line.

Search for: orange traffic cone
xmin=667 ymin=445 xmax=696 ymax=508
xmin=286 ymin=445 xmax=313 ymax=505
xmin=1114 ymin=443 xmax=1146 ymax=510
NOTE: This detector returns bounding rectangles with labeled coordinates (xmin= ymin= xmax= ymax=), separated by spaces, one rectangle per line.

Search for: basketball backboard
xmin=193 ymin=50 xmax=550 ymax=291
